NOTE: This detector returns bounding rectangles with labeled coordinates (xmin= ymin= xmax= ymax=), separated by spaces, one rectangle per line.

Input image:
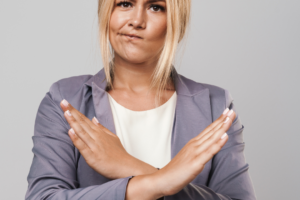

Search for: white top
xmin=107 ymin=92 xmax=177 ymax=169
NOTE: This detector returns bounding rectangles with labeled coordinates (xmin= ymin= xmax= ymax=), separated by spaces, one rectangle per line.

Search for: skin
xmin=59 ymin=0 xmax=235 ymax=199
xmin=60 ymin=100 xmax=156 ymax=180
xmin=108 ymin=0 xmax=174 ymax=111
xmin=60 ymin=100 xmax=234 ymax=199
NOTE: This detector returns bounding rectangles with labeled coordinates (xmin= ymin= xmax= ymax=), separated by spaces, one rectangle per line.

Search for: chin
xmin=121 ymin=51 xmax=149 ymax=63
xmin=123 ymin=56 xmax=148 ymax=64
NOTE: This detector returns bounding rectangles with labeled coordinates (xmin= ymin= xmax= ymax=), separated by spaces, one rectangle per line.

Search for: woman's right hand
xmin=150 ymin=108 xmax=236 ymax=197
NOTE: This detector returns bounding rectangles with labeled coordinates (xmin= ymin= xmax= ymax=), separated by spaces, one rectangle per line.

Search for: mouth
xmin=121 ymin=33 xmax=142 ymax=40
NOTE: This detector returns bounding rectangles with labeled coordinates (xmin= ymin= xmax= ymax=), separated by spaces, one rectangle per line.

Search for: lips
xmin=122 ymin=33 xmax=142 ymax=39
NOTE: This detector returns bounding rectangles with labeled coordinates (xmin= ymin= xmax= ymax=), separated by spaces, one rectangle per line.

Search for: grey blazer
xmin=25 ymin=68 xmax=257 ymax=200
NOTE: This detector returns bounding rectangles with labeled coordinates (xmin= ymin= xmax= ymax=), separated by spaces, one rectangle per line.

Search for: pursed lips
xmin=121 ymin=33 xmax=142 ymax=39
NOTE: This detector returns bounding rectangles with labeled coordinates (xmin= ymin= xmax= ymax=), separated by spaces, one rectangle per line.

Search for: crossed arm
xmin=25 ymin=82 xmax=257 ymax=200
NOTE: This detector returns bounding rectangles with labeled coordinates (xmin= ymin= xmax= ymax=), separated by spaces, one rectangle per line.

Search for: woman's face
xmin=109 ymin=0 xmax=167 ymax=64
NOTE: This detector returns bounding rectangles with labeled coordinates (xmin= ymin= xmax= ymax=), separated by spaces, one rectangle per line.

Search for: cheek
xmin=109 ymin=12 xmax=127 ymax=52
xmin=147 ymin=16 xmax=167 ymax=42
xmin=109 ymin=11 xmax=124 ymax=36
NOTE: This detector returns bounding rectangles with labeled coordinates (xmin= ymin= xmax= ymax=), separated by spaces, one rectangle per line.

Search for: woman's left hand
xmin=60 ymin=99 xmax=140 ymax=180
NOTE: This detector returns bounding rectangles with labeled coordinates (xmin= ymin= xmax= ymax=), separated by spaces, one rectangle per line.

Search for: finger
xmin=92 ymin=116 xmax=106 ymax=129
xmin=68 ymin=128 xmax=93 ymax=160
xmin=61 ymin=99 xmax=97 ymax=131
xmin=195 ymin=116 xmax=229 ymax=145
xmin=199 ymin=110 xmax=235 ymax=147
xmin=194 ymin=107 xmax=231 ymax=140
xmin=61 ymin=99 xmax=102 ymax=140
xmin=64 ymin=110 xmax=97 ymax=150
xmin=61 ymin=99 xmax=115 ymax=139
xmin=196 ymin=109 xmax=236 ymax=144
xmin=92 ymin=117 xmax=117 ymax=137
xmin=197 ymin=132 xmax=229 ymax=165
xmin=195 ymin=111 xmax=234 ymax=153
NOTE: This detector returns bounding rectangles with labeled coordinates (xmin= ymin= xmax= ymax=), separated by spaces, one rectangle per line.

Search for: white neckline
xmin=107 ymin=91 xmax=177 ymax=113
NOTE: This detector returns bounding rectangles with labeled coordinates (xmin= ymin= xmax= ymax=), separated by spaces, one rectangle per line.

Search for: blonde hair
xmin=98 ymin=0 xmax=191 ymax=106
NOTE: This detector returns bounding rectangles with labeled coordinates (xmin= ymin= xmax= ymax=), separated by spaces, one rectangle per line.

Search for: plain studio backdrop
xmin=1 ymin=0 xmax=299 ymax=199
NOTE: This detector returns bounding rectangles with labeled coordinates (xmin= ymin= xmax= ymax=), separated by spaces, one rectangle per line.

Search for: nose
xmin=128 ymin=5 xmax=146 ymax=29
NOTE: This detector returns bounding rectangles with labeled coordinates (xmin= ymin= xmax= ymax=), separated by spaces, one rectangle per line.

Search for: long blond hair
xmin=98 ymin=0 xmax=191 ymax=106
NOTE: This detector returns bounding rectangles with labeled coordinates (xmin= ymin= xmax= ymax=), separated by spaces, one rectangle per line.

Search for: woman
xmin=25 ymin=0 xmax=257 ymax=199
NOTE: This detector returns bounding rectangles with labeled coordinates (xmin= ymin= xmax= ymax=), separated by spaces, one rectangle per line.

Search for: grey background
xmin=1 ymin=0 xmax=299 ymax=199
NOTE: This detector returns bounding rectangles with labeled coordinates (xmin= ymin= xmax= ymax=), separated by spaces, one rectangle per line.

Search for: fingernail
xmin=223 ymin=108 xmax=229 ymax=115
xmin=227 ymin=109 xmax=233 ymax=116
xmin=62 ymin=99 xmax=69 ymax=107
xmin=223 ymin=117 xmax=229 ymax=123
xmin=66 ymin=110 xmax=72 ymax=116
xmin=70 ymin=128 xmax=75 ymax=135
xmin=221 ymin=133 xmax=227 ymax=139
xmin=93 ymin=116 xmax=99 ymax=123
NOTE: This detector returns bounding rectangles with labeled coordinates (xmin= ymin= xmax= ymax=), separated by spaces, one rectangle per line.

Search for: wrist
xmin=126 ymin=174 xmax=163 ymax=200
xmin=133 ymin=159 xmax=159 ymax=176
xmin=146 ymin=172 xmax=165 ymax=199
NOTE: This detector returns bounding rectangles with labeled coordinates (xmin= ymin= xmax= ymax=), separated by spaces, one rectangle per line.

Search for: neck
xmin=111 ymin=55 xmax=161 ymax=94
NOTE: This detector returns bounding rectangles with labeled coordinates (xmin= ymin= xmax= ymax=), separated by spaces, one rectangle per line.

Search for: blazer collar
xmin=83 ymin=67 xmax=212 ymax=160
xmin=84 ymin=67 xmax=207 ymax=96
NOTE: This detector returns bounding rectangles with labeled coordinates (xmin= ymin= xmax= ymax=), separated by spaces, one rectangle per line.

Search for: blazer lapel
xmin=84 ymin=68 xmax=117 ymax=135
xmin=84 ymin=67 xmax=213 ymax=160
xmin=171 ymin=69 xmax=212 ymax=159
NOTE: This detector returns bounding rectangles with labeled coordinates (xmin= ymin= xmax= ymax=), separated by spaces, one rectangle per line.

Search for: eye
xmin=117 ymin=1 xmax=132 ymax=8
xmin=150 ymin=4 xmax=165 ymax=12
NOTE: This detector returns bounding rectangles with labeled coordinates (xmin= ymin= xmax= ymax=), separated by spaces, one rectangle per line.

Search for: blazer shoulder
xmin=202 ymin=82 xmax=234 ymax=109
xmin=201 ymin=82 xmax=227 ymax=101
xmin=48 ymin=74 xmax=93 ymax=103
xmin=179 ymin=74 xmax=229 ymax=101
xmin=200 ymin=82 xmax=235 ymax=122
xmin=179 ymin=75 xmax=234 ymax=118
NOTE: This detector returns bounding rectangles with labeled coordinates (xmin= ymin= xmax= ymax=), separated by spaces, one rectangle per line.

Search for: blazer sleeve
xmin=25 ymin=82 xmax=134 ymax=200
xmin=164 ymin=89 xmax=257 ymax=200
